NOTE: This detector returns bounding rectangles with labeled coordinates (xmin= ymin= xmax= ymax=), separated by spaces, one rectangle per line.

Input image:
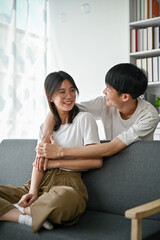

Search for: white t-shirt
xmin=78 ymin=96 xmax=160 ymax=145
xmin=38 ymin=112 xmax=100 ymax=171
xmin=38 ymin=112 xmax=100 ymax=147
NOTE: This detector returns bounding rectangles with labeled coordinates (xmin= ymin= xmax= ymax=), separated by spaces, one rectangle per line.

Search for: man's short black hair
xmin=105 ymin=63 xmax=148 ymax=99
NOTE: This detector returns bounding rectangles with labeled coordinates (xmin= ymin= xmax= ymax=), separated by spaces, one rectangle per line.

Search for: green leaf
xmin=154 ymin=97 xmax=160 ymax=107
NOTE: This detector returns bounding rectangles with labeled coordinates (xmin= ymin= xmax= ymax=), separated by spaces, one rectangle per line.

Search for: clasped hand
xmin=36 ymin=135 xmax=60 ymax=160
xmin=34 ymin=135 xmax=60 ymax=171
xmin=33 ymin=156 xmax=48 ymax=171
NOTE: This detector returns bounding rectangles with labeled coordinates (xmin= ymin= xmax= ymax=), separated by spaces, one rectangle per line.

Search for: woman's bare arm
xmin=18 ymin=157 xmax=44 ymax=207
xmin=29 ymin=161 xmax=44 ymax=194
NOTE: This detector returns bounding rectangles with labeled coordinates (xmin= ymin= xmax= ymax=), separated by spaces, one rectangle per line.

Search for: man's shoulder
xmin=137 ymin=98 xmax=159 ymax=123
xmin=138 ymin=98 xmax=158 ymax=112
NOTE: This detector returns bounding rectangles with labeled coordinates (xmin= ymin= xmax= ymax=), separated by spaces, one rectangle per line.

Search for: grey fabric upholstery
xmin=83 ymin=141 xmax=160 ymax=220
xmin=1 ymin=211 xmax=160 ymax=240
xmin=0 ymin=139 xmax=37 ymax=186
xmin=0 ymin=139 xmax=160 ymax=240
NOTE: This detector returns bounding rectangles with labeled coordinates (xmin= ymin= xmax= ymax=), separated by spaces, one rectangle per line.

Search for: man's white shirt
xmin=78 ymin=96 xmax=160 ymax=145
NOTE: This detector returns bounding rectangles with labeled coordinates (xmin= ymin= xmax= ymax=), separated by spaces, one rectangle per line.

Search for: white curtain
xmin=0 ymin=0 xmax=48 ymax=141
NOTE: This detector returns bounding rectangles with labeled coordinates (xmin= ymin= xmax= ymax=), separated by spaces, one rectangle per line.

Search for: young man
xmin=36 ymin=63 xmax=159 ymax=164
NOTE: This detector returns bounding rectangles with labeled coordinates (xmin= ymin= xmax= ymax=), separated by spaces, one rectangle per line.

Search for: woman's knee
xmin=0 ymin=185 xmax=25 ymax=203
xmin=49 ymin=186 xmax=80 ymax=207
xmin=48 ymin=186 xmax=86 ymax=224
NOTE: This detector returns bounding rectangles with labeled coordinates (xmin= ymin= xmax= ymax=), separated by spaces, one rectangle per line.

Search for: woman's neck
xmin=58 ymin=111 xmax=69 ymax=124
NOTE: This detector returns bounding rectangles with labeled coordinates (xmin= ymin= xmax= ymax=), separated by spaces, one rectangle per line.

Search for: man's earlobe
xmin=122 ymin=93 xmax=130 ymax=102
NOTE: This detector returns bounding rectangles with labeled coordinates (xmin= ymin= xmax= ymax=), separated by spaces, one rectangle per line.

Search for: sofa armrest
xmin=125 ymin=199 xmax=160 ymax=240
xmin=125 ymin=199 xmax=160 ymax=219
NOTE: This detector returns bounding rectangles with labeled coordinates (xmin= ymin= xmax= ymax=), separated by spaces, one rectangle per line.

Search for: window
xmin=0 ymin=0 xmax=48 ymax=140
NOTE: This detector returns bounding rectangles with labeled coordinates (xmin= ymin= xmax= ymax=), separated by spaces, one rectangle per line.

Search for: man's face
xmin=103 ymin=84 xmax=122 ymax=108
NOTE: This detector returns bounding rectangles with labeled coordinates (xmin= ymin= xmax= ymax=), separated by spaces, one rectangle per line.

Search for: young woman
xmin=0 ymin=71 xmax=102 ymax=233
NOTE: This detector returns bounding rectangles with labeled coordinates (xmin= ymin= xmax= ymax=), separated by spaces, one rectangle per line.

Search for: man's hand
xmin=36 ymin=135 xmax=61 ymax=159
xmin=18 ymin=193 xmax=38 ymax=207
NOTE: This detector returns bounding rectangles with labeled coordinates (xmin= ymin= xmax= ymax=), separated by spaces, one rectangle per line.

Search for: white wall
xmin=47 ymin=0 xmax=129 ymax=138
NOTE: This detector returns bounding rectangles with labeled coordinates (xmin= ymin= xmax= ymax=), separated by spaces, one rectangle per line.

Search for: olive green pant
xmin=0 ymin=169 xmax=88 ymax=232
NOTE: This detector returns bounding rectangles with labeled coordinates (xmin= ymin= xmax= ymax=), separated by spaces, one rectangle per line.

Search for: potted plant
xmin=154 ymin=97 xmax=160 ymax=113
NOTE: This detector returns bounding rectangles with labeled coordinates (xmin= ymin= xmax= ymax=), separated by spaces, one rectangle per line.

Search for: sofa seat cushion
xmin=1 ymin=210 xmax=160 ymax=240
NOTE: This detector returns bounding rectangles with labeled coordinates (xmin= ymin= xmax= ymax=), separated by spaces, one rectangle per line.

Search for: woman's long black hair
xmin=45 ymin=71 xmax=79 ymax=131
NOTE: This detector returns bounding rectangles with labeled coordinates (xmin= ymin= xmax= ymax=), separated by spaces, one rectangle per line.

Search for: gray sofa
xmin=0 ymin=139 xmax=160 ymax=240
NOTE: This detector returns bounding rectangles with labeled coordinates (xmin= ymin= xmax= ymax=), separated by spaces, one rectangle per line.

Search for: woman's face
xmin=50 ymin=79 xmax=76 ymax=114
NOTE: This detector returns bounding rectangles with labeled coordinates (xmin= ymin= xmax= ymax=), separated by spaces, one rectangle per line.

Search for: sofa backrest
xmin=83 ymin=140 xmax=160 ymax=220
xmin=0 ymin=139 xmax=160 ymax=220
xmin=0 ymin=139 xmax=37 ymax=186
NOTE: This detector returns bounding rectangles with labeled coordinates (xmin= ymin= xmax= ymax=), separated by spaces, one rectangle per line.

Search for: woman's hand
xmin=34 ymin=155 xmax=48 ymax=171
xmin=18 ymin=192 xmax=38 ymax=207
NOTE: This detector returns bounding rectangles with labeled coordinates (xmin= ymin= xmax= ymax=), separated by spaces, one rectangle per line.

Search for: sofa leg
xmin=131 ymin=219 xmax=142 ymax=240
